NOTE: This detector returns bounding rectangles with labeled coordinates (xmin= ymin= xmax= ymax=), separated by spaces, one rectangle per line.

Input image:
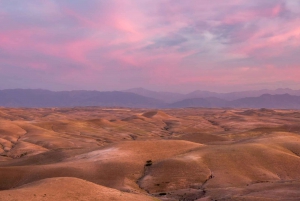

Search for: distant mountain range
xmin=0 ymin=89 xmax=165 ymax=108
xmin=125 ymin=87 xmax=300 ymax=102
xmin=124 ymin=88 xmax=183 ymax=103
xmin=169 ymin=94 xmax=300 ymax=109
xmin=1 ymin=88 xmax=300 ymax=109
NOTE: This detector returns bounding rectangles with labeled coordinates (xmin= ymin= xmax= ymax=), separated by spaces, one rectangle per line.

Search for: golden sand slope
xmin=0 ymin=140 xmax=202 ymax=192
xmin=0 ymin=177 xmax=158 ymax=201
xmin=1 ymin=108 xmax=300 ymax=200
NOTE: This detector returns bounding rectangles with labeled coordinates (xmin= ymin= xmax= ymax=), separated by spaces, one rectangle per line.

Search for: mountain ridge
xmin=1 ymin=89 xmax=300 ymax=109
xmin=125 ymin=87 xmax=300 ymax=102
xmin=169 ymin=94 xmax=300 ymax=109
xmin=0 ymin=89 xmax=165 ymax=108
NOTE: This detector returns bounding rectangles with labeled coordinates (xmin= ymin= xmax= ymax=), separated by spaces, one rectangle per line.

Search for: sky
xmin=0 ymin=0 xmax=300 ymax=93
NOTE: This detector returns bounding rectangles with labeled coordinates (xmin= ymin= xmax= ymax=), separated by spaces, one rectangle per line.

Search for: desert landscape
xmin=1 ymin=0 xmax=300 ymax=200
xmin=0 ymin=107 xmax=300 ymax=200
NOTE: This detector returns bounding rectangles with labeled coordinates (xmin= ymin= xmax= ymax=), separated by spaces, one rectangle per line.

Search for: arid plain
xmin=0 ymin=107 xmax=300 ymax=201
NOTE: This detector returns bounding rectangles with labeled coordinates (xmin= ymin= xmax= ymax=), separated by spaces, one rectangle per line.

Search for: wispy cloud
xmin=0 ymin=0 xmax=299 ymax=92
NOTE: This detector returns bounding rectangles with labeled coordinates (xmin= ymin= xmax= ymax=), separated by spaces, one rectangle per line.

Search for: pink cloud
xmin=0 ymin=0 xmax=300 ymax=92
xmin=222 ymin=3 xmax=285 ymax=25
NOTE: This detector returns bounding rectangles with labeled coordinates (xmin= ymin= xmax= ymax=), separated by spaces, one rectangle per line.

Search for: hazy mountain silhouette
xmin=0 ymin=89 xmax=165 ymax=108
xmin=1 ymin=89 xmax=300 ymax=109
xmin=124 ymin=88 xmax=184 ymax=103
xmin=186 ymin=88 xmax=300 ymax=101
xmin=126 ymin=87 xmax=300 ymax=102
xmin=169 ymin=94 xmax=300 ymax=109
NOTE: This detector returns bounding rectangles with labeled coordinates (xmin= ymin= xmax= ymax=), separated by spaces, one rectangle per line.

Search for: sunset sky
xmin=0 ymin=0 xmax=300 ymax=93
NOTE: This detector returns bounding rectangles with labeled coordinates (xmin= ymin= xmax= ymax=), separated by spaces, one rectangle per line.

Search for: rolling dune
xmin=1 ymin=107 xmax=300 ymax=200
